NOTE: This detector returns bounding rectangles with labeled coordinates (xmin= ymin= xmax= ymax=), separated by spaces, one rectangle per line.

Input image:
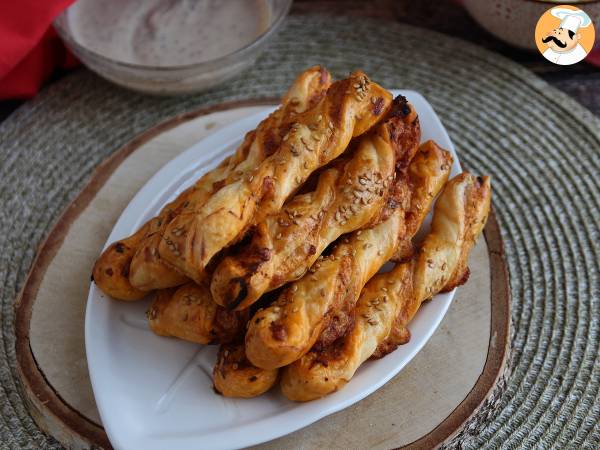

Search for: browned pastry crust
xmin=93 ymin=66 xmax=331 ymax=299
xmin=281 ymin=263 xmax=414 ymax=401
xmin=393 ymin=140 xmax=454 ymax=261
xmin=159 ymin=71 xmax=394 ymax=284
xmin=280 ymin=173 xmax=492 ymax=401
xmin=91 ymin=223 xmax=151 ymax=301
xmin=147 ymin=282 xmax=248 ymax=344
xmin=211 ymin=97 xmax=420 ymax=311
xmin=313 ymin=140 xmax=453 ymax=351
xmin=213 ymin=343 xmax=279 ymax=398
xmin=129 ymin=66 xmax=333 ymax=289
xmin=244 ymin=140 xmax=452 ymax=371
xmin=374 ymin=172 xmax=492 ymax=357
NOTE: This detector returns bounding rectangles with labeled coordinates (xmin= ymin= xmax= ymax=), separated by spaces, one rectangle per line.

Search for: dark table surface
xmin=1 ymin=0 xmax=598 ymax=122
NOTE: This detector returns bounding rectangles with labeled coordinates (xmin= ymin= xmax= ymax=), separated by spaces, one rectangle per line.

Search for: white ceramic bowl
xmin=54 ymin=0 xmax=292 ymax=95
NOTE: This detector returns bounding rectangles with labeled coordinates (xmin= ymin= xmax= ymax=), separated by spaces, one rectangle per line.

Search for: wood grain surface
xmin=14 ymin=101 xmax=510 ymax=449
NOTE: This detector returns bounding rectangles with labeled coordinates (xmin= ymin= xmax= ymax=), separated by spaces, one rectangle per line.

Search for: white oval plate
xmin=86 ymin=90 xmax=462 ymax=450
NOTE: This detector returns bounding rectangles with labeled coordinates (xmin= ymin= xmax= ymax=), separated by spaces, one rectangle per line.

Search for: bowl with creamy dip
xmin=54 ymin=0 xmax=292 ymax=95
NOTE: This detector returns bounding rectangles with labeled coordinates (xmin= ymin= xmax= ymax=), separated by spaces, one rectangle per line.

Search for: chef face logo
xmin=535 ymin=5 xmax=595 ymax=66
xmin=542 ymin=27 xmax=579 ymax=52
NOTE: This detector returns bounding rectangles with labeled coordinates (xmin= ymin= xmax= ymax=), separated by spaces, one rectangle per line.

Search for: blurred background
xmin=1 ymin=0 xmax=598 ymax=120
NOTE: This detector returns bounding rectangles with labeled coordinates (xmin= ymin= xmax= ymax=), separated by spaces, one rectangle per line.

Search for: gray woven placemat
xmin=1 ymin=14 xmax=599 ymax=449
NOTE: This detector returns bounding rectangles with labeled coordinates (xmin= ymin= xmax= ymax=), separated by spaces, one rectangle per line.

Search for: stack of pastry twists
xmin=92 ymin=66 xmax=332 ymax=299
xmin=244 ymin=139 xmax=451 ymax=370
xmin=210 ymin=95 xmax=421 ymax=310
xmin=213 ymin=141 xmax=453 ymax=396
xmin=93 ymin=67 xmax=493 ymax=403
xmin=280 ymin=173 xmax=491 ymax=401
xmin=158 ymin=71 xmax=393 ymax=283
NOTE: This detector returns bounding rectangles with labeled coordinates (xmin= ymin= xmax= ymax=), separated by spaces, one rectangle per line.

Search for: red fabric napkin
xmin=0 ymin=0 xmax=79 ymax=100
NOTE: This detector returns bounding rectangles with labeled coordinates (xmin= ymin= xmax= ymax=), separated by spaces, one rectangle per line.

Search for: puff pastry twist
xmin=244 ymin=141 xmax=452 ymax=370
xmin=211 ymin=96 xmax=420 ymax=310
xmin=213 ymin=343 xmax=279 ymax=398
xmin=280 ymin=172 xmax=491 ymax=401
xmin=147 ymin=282 xmax=248 ymax=344
xmin=158 ymin=72 xmax=393 ymax=284
xmin=92 ymin=66 xmax=331 ymax=299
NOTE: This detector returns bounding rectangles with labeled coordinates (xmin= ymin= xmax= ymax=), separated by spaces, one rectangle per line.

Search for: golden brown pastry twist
xmin=129 ymin=66 xmax=332 ymax=290
xmin=210 ymin=96 xmax=420 ymax=310
xmin=280 ymin=173 xmax=491 ymax=401
xmin=393 ymin=140 xmax=455 ymax=261
xmin=92 ymin=66 xmax=331 ymax=299
xmin=244 ymin=141 xmax=452 ymax=370
xmin=147 ymin=282 xmax=248 ymax=345
xmin=213 ymin=343 xmax=279 ymax=398
xmin=92 ymin=222 xmax=153 ymax=301
xmin=159 ymin=71 xmax=393 ymax=284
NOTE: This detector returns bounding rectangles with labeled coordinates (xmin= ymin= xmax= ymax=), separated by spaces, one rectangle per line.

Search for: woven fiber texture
xmin=1 ymin=14 xmax=599 ymax=449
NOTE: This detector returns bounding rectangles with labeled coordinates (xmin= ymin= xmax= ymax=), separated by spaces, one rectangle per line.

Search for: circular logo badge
xmin=535 ymin=4 xmax=595 ymax=66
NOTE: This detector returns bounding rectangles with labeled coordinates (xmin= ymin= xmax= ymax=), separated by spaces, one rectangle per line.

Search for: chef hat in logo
xmin=551 ymin=7 xmax=592 ymax=33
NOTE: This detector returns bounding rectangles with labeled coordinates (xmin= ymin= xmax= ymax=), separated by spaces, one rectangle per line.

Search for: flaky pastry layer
xmin=147 ymin=282 xmax=248 ymax=344
xmin=281 ymin=173 xmax=491 ymax=401
xmin=244 ymin=140 xmax=453 ymax=370
xmin=211 ymin=96 xmax=420 ymax=310
xmin=213 ymin=343 xmax=279 ymax=398
xmin=92 ymin=66 xmax=331 ymax=299
xmin=159 ymin=71 xmax=393 ymax=283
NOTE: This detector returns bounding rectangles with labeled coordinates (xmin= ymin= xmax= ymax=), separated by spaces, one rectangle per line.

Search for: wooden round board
xmin=14 ymin=100 xmax=510 ymax=450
